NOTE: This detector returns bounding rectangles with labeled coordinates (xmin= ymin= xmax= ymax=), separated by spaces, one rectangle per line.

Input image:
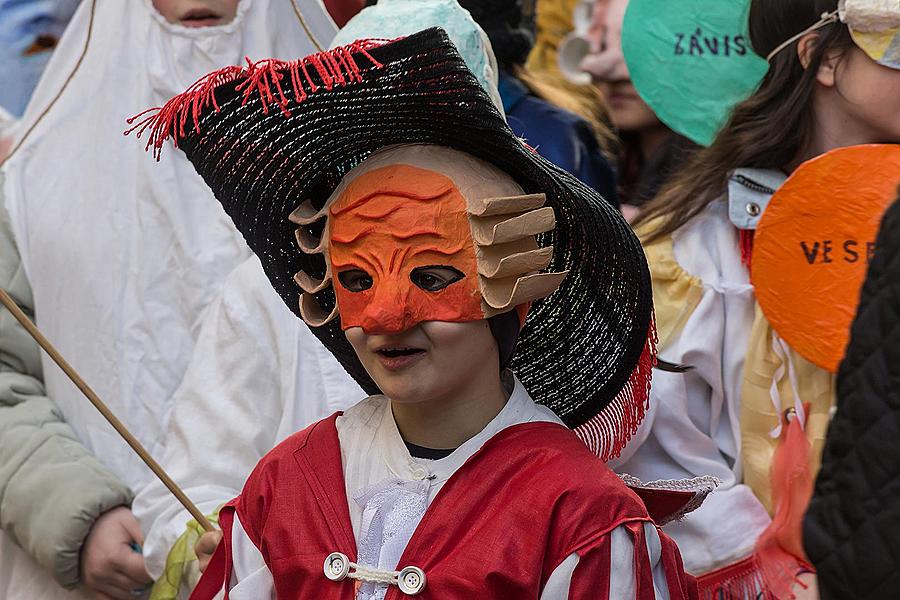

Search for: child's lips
xmin=179 ymin=9 xmax=222 ymax=27
xmin=375 ymin=347 xmax=426 ymax=371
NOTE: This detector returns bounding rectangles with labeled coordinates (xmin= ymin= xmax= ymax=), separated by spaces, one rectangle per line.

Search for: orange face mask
xmin=288 ymin=146 xmax=566 ymax=335
xmin=328 ymin=165 xmax=484 ymax=334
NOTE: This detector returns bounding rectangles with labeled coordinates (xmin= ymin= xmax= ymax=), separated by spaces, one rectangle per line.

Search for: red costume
xmin=195 ymin=414 xmax=697 ymax=599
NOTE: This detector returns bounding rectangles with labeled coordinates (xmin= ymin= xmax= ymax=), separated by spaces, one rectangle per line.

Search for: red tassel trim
xmin=574 ymin=311 xmax=658 ymax=462
xmin=697 ymin=555 xmax=774 ymax=600
xmin=739 ymin=228 xmax=755 ymax=270
xmin=124 ymin=39 xmax=389 ymax=159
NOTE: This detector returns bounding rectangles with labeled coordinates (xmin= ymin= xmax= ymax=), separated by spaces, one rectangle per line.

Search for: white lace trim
xmin=619 ymin=474 xmax=721 ymax=525
xmin=619 ymin=474 xmax=721 ymax=492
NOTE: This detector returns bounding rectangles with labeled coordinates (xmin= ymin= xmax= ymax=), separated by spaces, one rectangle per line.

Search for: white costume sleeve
xmin=225 ymin=521 xmax=672 ymax=600
xmin=540 ymin=524 xmax=671 ymax=599
xmin=613 ymin=203 xmax=772 ymax=575
xmin=134 ymin=257 xmax=363 ymax=579
xmin=228 ymin=513 xmax=275 ymax=599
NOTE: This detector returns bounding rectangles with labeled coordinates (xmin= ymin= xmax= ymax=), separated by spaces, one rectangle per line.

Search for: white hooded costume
xmin=0 ymin=0 xmax=337 ymax=597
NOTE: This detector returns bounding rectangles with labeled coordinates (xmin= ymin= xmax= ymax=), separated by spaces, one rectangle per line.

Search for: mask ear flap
xmin=294 ymin=267 xmax=332 ymax=294
xmin=291 ymin=199 xmax=338 ymax=327
xmin=481 ymin=271 xmax=569 ymax=316
xmin=295 ymin=227 xmax=329 ymax=254
xmin=468 ymin=193 xmax=547 ymax=217
xmin=289 ymin=199 xmax=327 ymax=225
xmin=299 ymin=292 xmax=339 ymax=327
xmin=468 ymin=193 xmax=567 ymax=316
xmin=469 ymin=206 xmax=557 ymax=245
xmin=477 ymin=242 xmax=553 ymax=279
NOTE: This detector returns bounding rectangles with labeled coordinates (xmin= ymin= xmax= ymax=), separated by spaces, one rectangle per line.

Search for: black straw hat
xmin=129 ymin=28 xmax=655 ymax=460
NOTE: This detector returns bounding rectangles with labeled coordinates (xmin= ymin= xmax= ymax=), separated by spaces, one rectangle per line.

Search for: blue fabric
xmin=498 ymin=71 xmax=618 ymax=207
xmin=0 ymin=0 xmax=79 ymax=116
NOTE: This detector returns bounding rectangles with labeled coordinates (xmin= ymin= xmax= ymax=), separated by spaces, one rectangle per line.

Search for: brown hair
xmin=633 ymin=0 xmax=853 ymax=241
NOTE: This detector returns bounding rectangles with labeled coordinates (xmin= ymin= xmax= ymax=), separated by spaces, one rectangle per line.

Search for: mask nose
xmin=357 ymin=287 xmax=417 ymax=336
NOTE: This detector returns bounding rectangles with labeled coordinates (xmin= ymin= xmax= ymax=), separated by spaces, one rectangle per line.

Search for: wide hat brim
xmin=132 ymin=28 xmax=655 ymax=458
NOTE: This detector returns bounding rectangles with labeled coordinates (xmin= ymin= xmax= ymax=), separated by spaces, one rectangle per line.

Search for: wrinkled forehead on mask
xmin=289 ymin=144 xmax=566 ymax=329
xmin=329 ymin=144 xmax=526 ymax=206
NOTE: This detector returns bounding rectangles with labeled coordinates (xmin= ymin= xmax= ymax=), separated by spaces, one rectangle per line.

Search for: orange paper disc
xmin=751 ymin=144 xmax=900 ymax=373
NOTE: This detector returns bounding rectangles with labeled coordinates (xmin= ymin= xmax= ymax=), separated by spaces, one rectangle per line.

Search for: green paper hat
xmin=622 ymin=0 xmax=768 ymax=146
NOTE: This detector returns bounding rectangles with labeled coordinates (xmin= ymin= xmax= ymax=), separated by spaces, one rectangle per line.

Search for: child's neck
xmin=390 ymin=371 xmax=509 ymax=451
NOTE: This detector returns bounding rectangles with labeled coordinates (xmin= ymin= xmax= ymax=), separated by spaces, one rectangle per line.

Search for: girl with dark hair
xmin=614 ymin=0 xmax=900 ymax=597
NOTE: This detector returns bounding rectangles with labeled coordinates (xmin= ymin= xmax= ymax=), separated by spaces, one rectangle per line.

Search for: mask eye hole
xmin=410 ymin=266 xmax=465 ymax=292
xmin=337 ymin=269 xmax=374 ymax=293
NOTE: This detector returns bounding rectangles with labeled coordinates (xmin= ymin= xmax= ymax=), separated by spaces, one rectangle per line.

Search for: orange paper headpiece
xmin=751 ymin=144 xmax=900 ymax=372
xmin=289 ymin=145 xmax=567 ymax=334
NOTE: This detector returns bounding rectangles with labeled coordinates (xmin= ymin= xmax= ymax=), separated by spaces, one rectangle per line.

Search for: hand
xmin=791 ymin=572 xmax=819 ymax=600
xmin=80 ymin=506 xmax=152 ymax=600
xmin=195 ymin=530 xmax=223 ymax=573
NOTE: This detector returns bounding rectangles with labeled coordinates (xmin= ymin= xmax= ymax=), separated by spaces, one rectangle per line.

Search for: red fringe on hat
xmin=125 ymin=39 xmax=388 ymax=160
xmin=574 ymin=314 xmax=658 ymax=462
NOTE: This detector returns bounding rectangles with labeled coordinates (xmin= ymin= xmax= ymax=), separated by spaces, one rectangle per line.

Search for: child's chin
xmin=376 ymin=375 xmax=438 ymax=405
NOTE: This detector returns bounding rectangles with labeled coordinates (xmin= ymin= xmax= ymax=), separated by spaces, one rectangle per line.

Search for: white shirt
xmin=611 ymin=199 xmax=777 ymax=574
xmin=225 ymin=377 xmax=672 ymax=599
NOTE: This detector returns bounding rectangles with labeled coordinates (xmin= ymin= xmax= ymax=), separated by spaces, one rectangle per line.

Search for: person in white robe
xmin=0 ymin=1 xmax=338 ymax=598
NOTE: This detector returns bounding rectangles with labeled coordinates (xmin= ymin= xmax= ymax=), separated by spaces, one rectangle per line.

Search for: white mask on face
xmin=840 ymin=0 xmax=900 ymax=31
xmin=768 ymin=0 xmax=900 ymax=69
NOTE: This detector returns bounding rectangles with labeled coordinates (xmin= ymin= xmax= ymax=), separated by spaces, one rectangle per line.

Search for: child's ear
xmin=796 ymin=33 xmax=839 ymax=88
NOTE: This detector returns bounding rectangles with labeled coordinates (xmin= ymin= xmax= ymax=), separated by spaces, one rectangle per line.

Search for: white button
xmin=323 ymin=552 xmax=350 ymax=581
xmin=397 ymin=566 xmax=426 ymax=595
xmin=411 ymin=466 xmax=429 ymax=481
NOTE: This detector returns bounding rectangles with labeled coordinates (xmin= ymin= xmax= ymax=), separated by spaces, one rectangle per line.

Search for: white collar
xmin=350 ymin=372 xmax=561 ymax=485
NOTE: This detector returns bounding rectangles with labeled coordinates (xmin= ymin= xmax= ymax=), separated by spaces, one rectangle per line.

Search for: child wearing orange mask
xmin=134 ymin=27 xmax=699 ymax=599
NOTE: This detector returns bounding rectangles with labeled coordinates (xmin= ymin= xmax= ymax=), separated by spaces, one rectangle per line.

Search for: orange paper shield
xmin=751 ymin=144 xmax=900 ymax=373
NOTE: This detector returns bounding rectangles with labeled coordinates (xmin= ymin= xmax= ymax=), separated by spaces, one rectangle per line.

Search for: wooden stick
xmin=0 ymin=289 xmax=215 ymax=533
